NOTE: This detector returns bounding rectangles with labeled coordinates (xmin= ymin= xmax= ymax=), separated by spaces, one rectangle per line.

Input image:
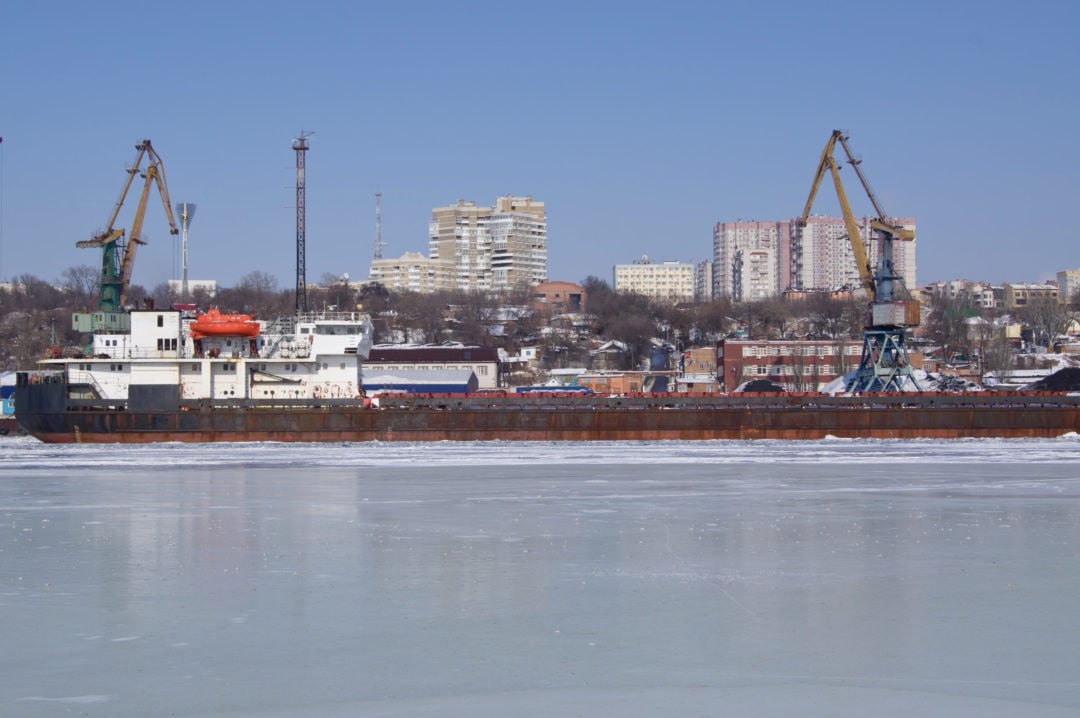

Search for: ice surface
xmin=2 ymin=437 xmax=1080 ymax=716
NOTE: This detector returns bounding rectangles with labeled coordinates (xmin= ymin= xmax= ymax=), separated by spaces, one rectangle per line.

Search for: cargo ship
xmin=13 ymin=307 xmax=1080 ymax=443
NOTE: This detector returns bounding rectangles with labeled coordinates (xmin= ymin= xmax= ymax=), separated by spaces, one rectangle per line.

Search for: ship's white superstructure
xmin=54 ymin=309 xmax=373 ymax=403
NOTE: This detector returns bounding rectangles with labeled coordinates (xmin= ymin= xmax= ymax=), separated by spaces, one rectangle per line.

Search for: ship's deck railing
xmin=296 ymin=311 xmax=368 ymax=323
xmin=67 ymin=370 xmax=107 ymax=399
xmin=88 ymin=348 xmax=192 ymax=360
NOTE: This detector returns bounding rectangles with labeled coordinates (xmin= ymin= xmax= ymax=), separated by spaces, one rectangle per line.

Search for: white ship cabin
xmin=57 ymin=309 xmax=373 ymax=402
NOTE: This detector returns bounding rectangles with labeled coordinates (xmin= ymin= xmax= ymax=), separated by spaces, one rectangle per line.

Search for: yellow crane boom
xmin=797 ymin=130 xmax=875 ymax=296
xmin=76 ymin=140 xmax=179 ymax=311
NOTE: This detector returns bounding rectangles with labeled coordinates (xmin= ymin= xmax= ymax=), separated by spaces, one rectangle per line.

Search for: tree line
xmin=4 ymin=264 xmax=1074 ymax=377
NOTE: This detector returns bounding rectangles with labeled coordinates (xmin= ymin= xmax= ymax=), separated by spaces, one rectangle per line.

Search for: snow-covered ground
xmin=2 ymin=439 xmax=1080 ymax=716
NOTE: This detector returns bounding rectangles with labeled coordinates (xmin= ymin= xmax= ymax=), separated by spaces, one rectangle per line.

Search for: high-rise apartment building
xmin=860 ymin=217 xmax=917 ymax=292
xmin=714 ymin=216 xmax=917 ymax=300
xmin=712 ymin=221 xmax=790 ymax=301
xmin=369 ymin=251 xmax=455 ymax=293
xmin=613 ymin=256 xmax=696 ymax=302
xmin=428 ymin=196 xmax=546 ymax=292
xmin=791 ymin=216 xmax=860 ymax=291
xmin=694 ymin=260 xmax=713 ymax=302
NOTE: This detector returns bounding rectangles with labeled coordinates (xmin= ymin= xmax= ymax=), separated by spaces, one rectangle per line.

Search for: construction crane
xmin=77 ymin=139 xmax=179 ymax=314
xmin=798 ymin=130 xmax=919 ymax=393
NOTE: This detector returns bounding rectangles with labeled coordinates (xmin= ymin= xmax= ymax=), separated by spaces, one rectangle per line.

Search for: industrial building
xmin=363 ymin=345 xmax=502 ymax=389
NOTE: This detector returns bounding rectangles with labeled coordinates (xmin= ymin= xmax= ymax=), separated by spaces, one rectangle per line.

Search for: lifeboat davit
xmin=190 ymin=308 xmax=261 ymax=339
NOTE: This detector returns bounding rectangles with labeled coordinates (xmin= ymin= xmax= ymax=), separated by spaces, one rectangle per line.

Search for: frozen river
xmin=2 ymin=437 xmax=1080 ymax=716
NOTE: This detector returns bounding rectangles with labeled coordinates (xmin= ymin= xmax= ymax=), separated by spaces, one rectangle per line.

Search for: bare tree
xmin=1019 ymin=295 xmax=1075 ymax=349
xmin=60 ymin=265 xmax=100 ymax=309
xmin=448 ymin=291 xmax=499 ymax=346
xmin=807 ymin=293 xmax=861 ymax=340
xmin=396 ymin=291 xmax=448 ymax=344
xmin=693 ymin=299 xmax=732 ymax=341
xmin=756 ymin=298 xmax=794 ymax=339
xmin=926 ymin=291 xmax=977 ymax=361
xmin=982 ymin=330 xmax=1015 ymax=386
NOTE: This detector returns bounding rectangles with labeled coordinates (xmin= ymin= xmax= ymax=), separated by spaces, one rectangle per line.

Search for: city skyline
xmin=0 ymin=2 xmax=1077 ymax=290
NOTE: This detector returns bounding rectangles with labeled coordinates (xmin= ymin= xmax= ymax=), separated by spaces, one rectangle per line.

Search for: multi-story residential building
xmin=428 ymin=196 xmax=546 ymax=292
xmin=862 ymin=217 xmax=917 ymax=291
xmin=792 ymin=216 xmax=917 ymax=292
xmin=1057 ymin=268 xmax=1080 ymax=305
xmin=1003 ymin=283 xmax=1058 ymax=309
xmin=613 ymin=256 xmax=696 ymax=302
xmin=714 ymin=216 xmax=917 ymax=300
xmin=694 ymin=260 xmax=713 ymax=302
xmin=791 ymin=216 xmax=859 ymax=291
xmin=713 ymin=220 xmax=789 ymax=301
xmin=926 ymin=280 xmax=1001 ymax=310
xmin=489 ymin=196 xmax=547 ymax=290
xmin=369 ymin=251 xmax=455 ymax=294
xmin=974 ymin=284 xmax=1003 ymax=310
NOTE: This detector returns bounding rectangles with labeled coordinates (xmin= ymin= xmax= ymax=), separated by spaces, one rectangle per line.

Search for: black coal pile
xmin=1024 ymin=367 xmax=1080 ymax=391
xmin=736 ymin=379 xmax=786 ymax=393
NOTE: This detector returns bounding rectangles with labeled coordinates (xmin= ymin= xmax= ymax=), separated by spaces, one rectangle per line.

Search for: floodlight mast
xmin=292 ymin=131 xmax=312 ymax=313
xmin=174 ymin=202 xmax=196 ymax=300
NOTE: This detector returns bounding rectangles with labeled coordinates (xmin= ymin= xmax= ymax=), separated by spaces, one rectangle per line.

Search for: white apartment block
xmin=713 ymin=221 xmax=786 ymax=301
xmin=613 ymin=256 xmax=696 ymax=302
xmin=1057 ymin=268 xmax=1080 ymax=304
xmin=429 ymin=196 xmax=546 ymax=292
xmin=369 ymin=251 xmax=455 ymax=293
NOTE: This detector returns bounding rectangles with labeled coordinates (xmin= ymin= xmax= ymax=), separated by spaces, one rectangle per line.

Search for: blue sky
xmin=1 ymin=0 xmax=1077 ymax=291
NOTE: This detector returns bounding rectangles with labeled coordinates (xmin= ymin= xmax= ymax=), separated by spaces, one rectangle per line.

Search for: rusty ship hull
xmin=15 ymin=382 xmax=1080 ymax=443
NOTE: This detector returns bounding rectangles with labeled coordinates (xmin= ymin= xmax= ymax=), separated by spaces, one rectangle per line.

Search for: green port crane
xmin=76 ymin=139 xmax=179 ymax=314
xmin=798 ymin=130 xmax=919 ymax=393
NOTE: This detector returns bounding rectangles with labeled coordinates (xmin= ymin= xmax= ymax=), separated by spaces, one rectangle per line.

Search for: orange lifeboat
xmin=189 ymin=308 xmax=261 ymax=339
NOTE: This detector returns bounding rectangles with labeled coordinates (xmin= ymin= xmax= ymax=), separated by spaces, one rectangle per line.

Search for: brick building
xmin=717 ymin=339 xmax=862 ymax=392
